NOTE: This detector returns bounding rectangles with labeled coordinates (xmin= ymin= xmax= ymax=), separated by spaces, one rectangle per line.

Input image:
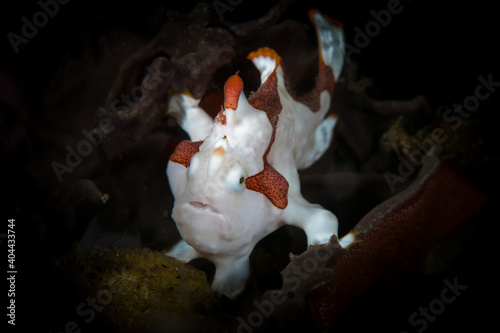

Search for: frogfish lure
xmin=166 ymin=10 xmax=348 ymax=297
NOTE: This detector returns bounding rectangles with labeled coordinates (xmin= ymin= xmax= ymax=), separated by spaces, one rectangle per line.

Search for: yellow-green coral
xmin=67 ymin=247 xmax=215 ymax=332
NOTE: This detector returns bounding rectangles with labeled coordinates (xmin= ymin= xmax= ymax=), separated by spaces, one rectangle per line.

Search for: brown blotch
xmin=247 ymin=69 xmax=289 ymax=209
xmin=213 ymin=145 xmax=226 ymax=157
xmin=245 ymin=161 xmax=289 ymax=209
xmin=285 ymin=63 xmax=335 ymax=112
xmin=248 ymin=70 xmax=282 ymax=127
xmin=215 ymin=106 xmax=226 ymax=125
xmin=169 ymin=140 xmax=203 ymax=167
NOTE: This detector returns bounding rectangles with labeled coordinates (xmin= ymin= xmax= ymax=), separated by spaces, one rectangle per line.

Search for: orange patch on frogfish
xmin=169 ymin=140 xmax=203 ymax=167
xmin=246 ymin=161 xmax=289 ymax=209
xmin=213 ymin=145 xmax=226 ymax=157
xmin=247 ymin=47 xmax=283 ymax=67
xmin=224 ymin=73 xmax=244 ymax=110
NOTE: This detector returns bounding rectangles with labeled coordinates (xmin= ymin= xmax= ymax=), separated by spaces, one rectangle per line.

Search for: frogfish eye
xmin=226 ymin=164 xmax=247 ymax=192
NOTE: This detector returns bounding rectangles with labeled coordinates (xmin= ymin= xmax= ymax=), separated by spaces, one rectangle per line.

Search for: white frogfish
xmin=166 ymin=10 xmax=346 ymax=297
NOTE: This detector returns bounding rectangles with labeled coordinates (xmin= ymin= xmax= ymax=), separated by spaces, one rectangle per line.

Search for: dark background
xmin=2 ymin=0 xmax=498 ymax=105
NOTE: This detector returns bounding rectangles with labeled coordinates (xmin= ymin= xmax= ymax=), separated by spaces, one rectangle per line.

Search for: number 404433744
xmin=8 ymin=219 xmax=15 ymax=270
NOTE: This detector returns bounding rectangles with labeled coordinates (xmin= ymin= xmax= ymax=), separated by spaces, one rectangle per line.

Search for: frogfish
xmin=166 ymin=10 xmax=350 ymax=297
